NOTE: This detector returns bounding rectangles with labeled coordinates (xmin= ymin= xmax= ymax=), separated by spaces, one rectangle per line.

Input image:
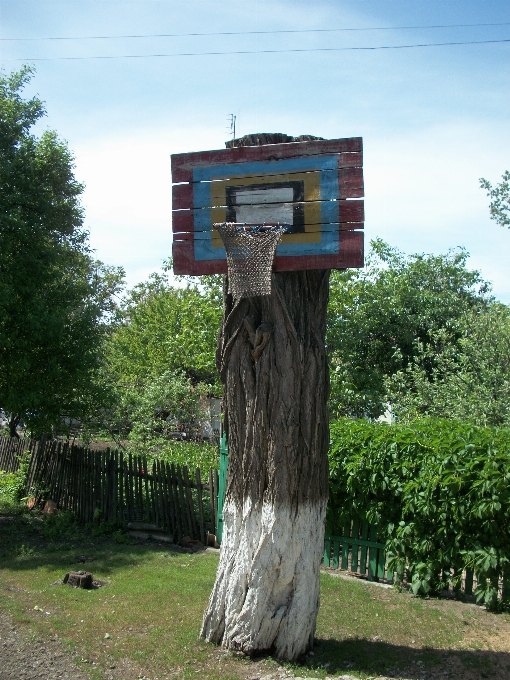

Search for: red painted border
xmin=171 ymin=137 xmax=362 ymax=183
xmin=173 ymin=151 xmax=363 ymax=186
xmin=172 ymin=230 xmax=363 ymax=275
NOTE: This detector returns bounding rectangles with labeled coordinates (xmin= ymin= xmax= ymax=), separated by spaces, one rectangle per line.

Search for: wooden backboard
xmin=171 ymin=137 xmax=364 ymax=275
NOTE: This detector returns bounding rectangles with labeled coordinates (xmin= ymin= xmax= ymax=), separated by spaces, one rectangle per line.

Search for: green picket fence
xmin=323 ymin=520 xmax=388 ymax=581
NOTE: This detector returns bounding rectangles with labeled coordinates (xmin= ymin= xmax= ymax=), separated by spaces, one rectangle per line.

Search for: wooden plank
xmin=173 ymin=223 xmax=364 ymax=239
xmin=340 ymin=199 xmax=364 ymax=223
xmin=118 ymin=451 xmax=124 ymax=525
xmin=183 ymin=466 xmax=198 ymax=539
xmin=339 ymin=166 xmax=364 ymax=198
xmin=151 ymin=460 xmax=159 ymax=528
xmin=150 ymin=460 xmax=158 ymax=526
xmin=177 ymin=465 xmax=192 ymax=538
xmin=61 ymin=443 xmax=70 ymax=511
xmin=172 ymin=183 xmax=363 ymax=212
xmin=169 ymin=463 xmax=182 ymax=539
xmin=173 ymin=223 xmax=364 ymax=240
xmin=172 ymin=229 xmax=364 ymax=276
xmin=142 ymin=455 xmax=150 ymax=523
xmin=78 ymin=446 xmax=85 ymax=521
xmin=127 ymin=453 xmax=134 ymax=523
xmin=136 ymin=455 xmax=145 ymax=522
xmin=172 ymin=183 xmax=193 ymax=211
xmin=171 ymin=137 xmax=363 ymax=183
xmin=196 ymin=468 xmax=206 ymax=544
xmin=173 ymin=157 xmax=363 ymax=189
xmin=160 ymin=460 xmax=171 ymax=533
xmin=174 ymin=464 xmax=188 ymax=539
xmin=158 ymin=462 xmax=169 ymax=534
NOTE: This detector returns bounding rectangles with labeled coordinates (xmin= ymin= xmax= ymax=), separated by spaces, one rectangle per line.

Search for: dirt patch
xmin=0 ymin=611 xmax=92 ymax=680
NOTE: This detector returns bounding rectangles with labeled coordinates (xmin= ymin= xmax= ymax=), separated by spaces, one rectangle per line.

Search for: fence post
xmin=216 ymin=433 xmax=228 ymax=543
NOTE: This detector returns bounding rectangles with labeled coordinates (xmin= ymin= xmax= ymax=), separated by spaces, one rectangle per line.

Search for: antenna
xmin=227 ymin=113 xmax=236 ymax=146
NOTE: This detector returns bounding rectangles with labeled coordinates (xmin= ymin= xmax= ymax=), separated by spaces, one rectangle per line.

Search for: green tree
xmin=480 ymin=170 xmax=510 ymax=229
xmin=0 ymin=67 xmax=124 ymax=437
xmin=106 ymin=266 xmax=222 ymax=390
xmin=327 ymin=239 xmax=492 ymax=418
xmin=386 ymin=303 xmax=510 ymax=427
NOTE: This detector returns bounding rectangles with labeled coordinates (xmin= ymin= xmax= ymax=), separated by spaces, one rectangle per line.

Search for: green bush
xmin=0 ymin=453 xmax=30 ymax=514
xmin=328 ymin=417 xmax=510 ymax=608
xmin=145 ymin=440 xmax=218 ymax=472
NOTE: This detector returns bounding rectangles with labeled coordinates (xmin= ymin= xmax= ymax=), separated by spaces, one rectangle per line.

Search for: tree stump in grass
xmin=200 ymin=269 xmax=330 ymax=660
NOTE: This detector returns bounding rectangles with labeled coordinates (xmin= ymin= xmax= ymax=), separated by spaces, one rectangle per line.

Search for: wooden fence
xmin=0 ymin=435 xmax=218 ymax=543
xmin=0 ymin=436 xmax=38 ymax=473
xmin=0 ymin=435 xmax=487 ymax=596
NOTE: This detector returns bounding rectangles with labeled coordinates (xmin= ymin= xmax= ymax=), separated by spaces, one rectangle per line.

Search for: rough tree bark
xmin=201 ymin=269 xmax=330 ymax=660
xmin=8 ymin=415 xmax=21 ymax=439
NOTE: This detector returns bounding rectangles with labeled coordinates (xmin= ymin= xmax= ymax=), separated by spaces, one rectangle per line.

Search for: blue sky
xmin=1 ymin=0 xmax=509 ymax=300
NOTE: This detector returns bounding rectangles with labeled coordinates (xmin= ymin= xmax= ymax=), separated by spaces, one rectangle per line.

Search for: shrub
xmin=0 ymin=453 xmax=30 ymax=514
xmin=328 ymin=417 xmax=510 ymax=608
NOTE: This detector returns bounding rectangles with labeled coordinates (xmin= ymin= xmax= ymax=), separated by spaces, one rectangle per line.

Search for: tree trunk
xmin=201 ymin=269 xmax=330 ymax=661
xmin=8 ymin=415 xmax=20 ymax=439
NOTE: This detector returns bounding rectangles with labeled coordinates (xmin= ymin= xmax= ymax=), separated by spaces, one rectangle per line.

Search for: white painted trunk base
xmin=200 ymin=499 xmax=327 ymax=661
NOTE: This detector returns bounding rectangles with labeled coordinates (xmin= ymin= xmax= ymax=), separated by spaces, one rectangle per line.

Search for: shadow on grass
xmin=300 ymin=637 xmax=510 ymax=679
xmin=0 ymin=514 xmax=185 ymax=577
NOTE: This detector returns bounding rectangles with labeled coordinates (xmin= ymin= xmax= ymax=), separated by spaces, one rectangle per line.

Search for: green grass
xmin=1 ymin=514 xmax=510 ymax=680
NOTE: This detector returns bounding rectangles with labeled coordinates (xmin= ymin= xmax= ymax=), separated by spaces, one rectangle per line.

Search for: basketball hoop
xmin=214 ymin=222 xmax=286 ymax=298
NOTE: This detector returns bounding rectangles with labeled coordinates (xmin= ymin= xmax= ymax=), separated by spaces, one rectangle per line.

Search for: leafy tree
xmin=386 ymin=302 xmax=510 ymax=427
xmin=480 ymin=170 xmax=510 ymax=229
xmin=106 ymin=266 xmax=222 ymax=390
xmin=0 ymin=67 xmax=124 ymax=437
xmin=327 ymin=239 xmax=492 ymax=418
xmin=125 ymin=369 xmax=209 ymax=446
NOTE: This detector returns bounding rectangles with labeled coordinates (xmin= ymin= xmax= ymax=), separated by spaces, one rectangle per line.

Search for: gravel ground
xmin=0 ymin=611 xmax=92 ymax=680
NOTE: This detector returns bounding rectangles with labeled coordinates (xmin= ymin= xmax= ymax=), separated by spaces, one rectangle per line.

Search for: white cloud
xmin=73 ymin=121 xmax=510 ymax=301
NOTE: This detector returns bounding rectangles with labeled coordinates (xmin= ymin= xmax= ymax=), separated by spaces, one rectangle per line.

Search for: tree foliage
xmin=106 ymin=267 xmax=222 ymax=390
xmin=328 ymin=417 xmax=510 ymax=609
xmin=326 ymin=239 xmax=492 ymax=419
xmin=387 ymin=303 xmax=510 ymax=427
xmin=0 ymin=67 xmax=124 ymax=436
xmin=480 ymin=170 xmax=510 ymax=229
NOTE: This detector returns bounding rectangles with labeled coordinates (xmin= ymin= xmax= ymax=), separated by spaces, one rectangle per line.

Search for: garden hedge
xmin=328 ymin=417 xmax=510 ymax=608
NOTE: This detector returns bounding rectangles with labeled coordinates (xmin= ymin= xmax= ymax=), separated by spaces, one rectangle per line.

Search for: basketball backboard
xmin=171 ymin=137 xmax=364 ymax=275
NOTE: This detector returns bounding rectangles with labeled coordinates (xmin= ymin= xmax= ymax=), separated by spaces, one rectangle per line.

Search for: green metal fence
xmin=323 ymin=520 xmax=388 ymax=581
xmin=215 ymin=432 xmax=228 ymax=543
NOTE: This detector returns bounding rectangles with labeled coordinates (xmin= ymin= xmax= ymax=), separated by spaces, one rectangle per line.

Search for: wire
xmin=2 ymin=22 xmax=510 ymax=41
xmin=3 ymin=38 xmax=510 ymax=60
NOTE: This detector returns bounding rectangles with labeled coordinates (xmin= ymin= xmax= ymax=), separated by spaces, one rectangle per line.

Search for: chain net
xmin=215 ymin=222 xmax=286 ymax=298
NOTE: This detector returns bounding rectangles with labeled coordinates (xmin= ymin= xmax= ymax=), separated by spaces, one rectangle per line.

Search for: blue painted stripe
xmin=192 ymin=154 xmax=337 ymax=184
xmin=193 ymin=154 xmax=341 ymax=261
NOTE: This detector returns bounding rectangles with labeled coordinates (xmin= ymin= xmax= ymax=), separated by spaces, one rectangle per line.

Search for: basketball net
xmin=214 ymin=222 xmax=286 ymax=298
